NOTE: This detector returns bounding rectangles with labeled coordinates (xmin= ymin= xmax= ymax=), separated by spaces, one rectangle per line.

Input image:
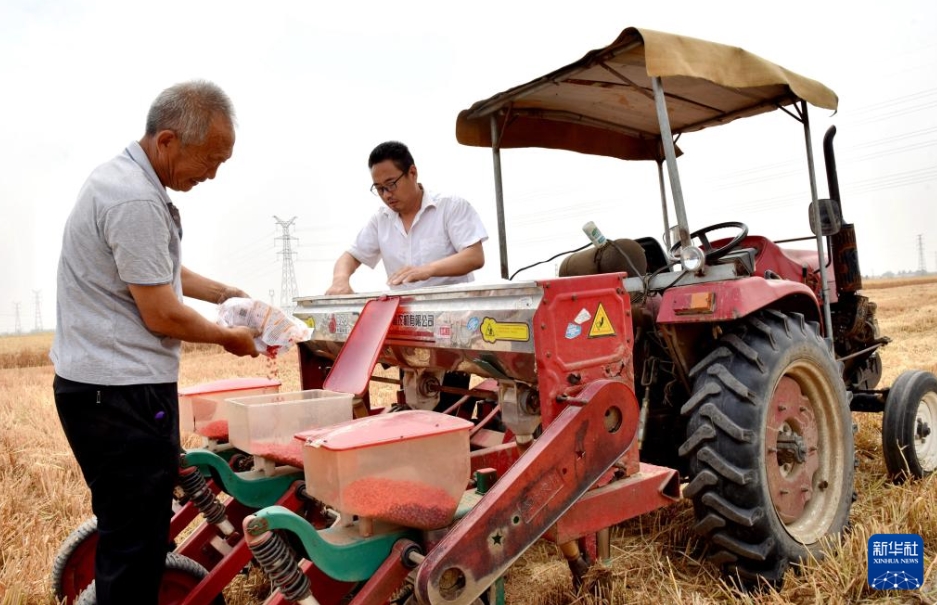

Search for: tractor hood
xmin=456 ymin=26 xmax=838 ymax=161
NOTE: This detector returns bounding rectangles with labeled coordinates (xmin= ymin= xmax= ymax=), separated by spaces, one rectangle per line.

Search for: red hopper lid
xmin=295 ymin=410 xmax=472 ymax=451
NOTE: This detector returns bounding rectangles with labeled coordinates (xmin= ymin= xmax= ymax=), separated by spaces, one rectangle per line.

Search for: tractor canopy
xmin=456 ymin=26 xmax=837 ymax=161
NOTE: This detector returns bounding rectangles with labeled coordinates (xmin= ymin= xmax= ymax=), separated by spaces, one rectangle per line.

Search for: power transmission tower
xmin=917 ymin=234 xmax=927 ymax=274
xmin=269 ymin=289 xmax=276 ymax=307
xmin=274 ymin=216 xmax=299 ymax=315
xmin=33 ymin=290 xmax=43 ymax=332
xmin=14 ymin=302 xmax=22 ymax=335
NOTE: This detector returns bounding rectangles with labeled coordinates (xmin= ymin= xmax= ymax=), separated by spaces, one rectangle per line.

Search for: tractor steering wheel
xmin=669 ymin=221 xmax=749 ymax=262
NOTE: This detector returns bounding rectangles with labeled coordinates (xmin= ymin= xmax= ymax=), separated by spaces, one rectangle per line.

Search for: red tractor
xmin=451 ymin=26 xmax=937 ymax=583
xmin=282 ymin=26 xmax=937 ymax=601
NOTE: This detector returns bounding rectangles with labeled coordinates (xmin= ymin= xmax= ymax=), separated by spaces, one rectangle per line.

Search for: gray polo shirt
xmin=50 ymin=142 xmax=183 ymax=385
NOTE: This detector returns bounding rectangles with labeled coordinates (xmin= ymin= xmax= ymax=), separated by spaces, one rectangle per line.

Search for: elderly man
xmin=50 ymin=80 xmax=258 ymax=605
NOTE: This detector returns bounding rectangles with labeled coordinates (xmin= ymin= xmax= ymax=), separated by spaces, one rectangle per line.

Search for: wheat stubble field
xmin=2 ymin=278 xmax=937 ymax=605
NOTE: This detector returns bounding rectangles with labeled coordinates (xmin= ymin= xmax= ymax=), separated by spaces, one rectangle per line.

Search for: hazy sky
xmin=1 ymin=0 xmax=935 ymax=333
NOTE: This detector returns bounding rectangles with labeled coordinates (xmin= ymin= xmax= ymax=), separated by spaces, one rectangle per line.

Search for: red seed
xmin=250 ymin=442 xmax=304 ymax=467
xmin=342 ymin=477 xmax=458 ymax=530
xmin=197 ymin=420 xmax=229 ymax=440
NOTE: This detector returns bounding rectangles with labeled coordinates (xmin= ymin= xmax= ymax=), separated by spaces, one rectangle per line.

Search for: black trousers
xmin=54 ymin=375 xmax=180 ymax=605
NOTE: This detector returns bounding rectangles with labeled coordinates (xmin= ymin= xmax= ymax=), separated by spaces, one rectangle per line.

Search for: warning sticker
xmin=480 ymin=317 xmax=530 ymax=343
xmin=588 ymin=303 xmax=616 ymax=338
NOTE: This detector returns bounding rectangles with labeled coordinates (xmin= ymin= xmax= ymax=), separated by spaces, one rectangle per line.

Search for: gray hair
xmin=145 ymin=80 xmax=236 ymax=146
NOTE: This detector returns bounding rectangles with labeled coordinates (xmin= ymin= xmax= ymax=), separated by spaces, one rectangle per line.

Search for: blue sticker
xmin=565 ymin=323 xmax=582 ymax=339
xmin=467 ymin=317 xmax=480 ymax=331
xmin=868 ymin=534 xmax=923 ymax=590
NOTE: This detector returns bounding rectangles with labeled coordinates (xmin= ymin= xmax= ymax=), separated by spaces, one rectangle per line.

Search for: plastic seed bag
xmin=217 ymin=297 xmax=312 ymax=357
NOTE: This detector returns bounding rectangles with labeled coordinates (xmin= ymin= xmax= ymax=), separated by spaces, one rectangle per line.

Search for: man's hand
xmin=220 ymin=286 xmax=250 ymax=303
xmin=387 ymin=265 xmax=433 ymax=287
xmin=325 ymin=280 xmax=354 ymax=295
xmin=222 ymin=326 xmax=260 ymax=357
xmin=387 ymin=243 xmax=484 ymax=287
xmin=326 ymin=252 xmax=361 ymax=295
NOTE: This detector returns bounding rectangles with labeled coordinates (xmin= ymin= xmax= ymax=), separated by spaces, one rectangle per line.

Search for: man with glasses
xmin=50 ymin=80 xmax=259 ymax=605
xmin=325 ymin=140 xmax=487 ymax=295
xmin=326 ymin=140 xmax=488 ymax=415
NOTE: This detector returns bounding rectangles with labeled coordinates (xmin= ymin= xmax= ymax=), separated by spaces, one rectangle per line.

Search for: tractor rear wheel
xmin=679 ymin=310 xmax=855 ymax=585
xmin=882 ymin=370 xmax=937 ymax=482
xmin=74 ymin=552 xmax=224 ymax=605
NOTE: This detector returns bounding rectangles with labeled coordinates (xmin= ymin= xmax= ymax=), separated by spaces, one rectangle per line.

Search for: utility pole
xmin=274 ymin=216 xmax=299 ymax=316
xmin=917 ymin=234 xmax=927 ymax=274
xmin=14 ymin=302 xmax=22 ymax=335
xmin=33 ymin=290 xmax=43 ymax=332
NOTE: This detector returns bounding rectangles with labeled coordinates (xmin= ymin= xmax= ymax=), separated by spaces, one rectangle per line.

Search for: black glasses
xmin=370 ymin=172 xmax=407 ymax=197
xmin=167 ymin=202 xmax=183 ymax=240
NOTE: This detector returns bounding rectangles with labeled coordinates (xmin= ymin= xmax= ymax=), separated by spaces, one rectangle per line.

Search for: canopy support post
xmin=651 ymin=77 xmax=690 ymax=248
xmin=490 ymin=113 xmax=510 ymax=280
xmin=656 ymin=159 xmax=671 ymax=251
xmin=802 ymin=101 xmax=834 ymax=341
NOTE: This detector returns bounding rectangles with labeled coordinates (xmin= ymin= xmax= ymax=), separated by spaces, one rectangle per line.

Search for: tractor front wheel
xmin=882 ymin=370 xmax=937 ymax=482
xmin=679 ymin=310 xmax=855 ymax=585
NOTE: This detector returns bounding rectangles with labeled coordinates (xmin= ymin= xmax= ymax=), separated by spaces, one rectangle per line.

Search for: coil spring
xmin=250 ymin=531 xmax=310 ymax=602
xmin=177 ymin=467 xmax=227 ymax=525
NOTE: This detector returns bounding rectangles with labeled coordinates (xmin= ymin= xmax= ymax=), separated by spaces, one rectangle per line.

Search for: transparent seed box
xmin=178 ymin=377 xmax=281 ymax=441
xmin=298 ymin=410 xmax=472 ymax=531
xmin=227 ymin=389 xmax=354 ymax=469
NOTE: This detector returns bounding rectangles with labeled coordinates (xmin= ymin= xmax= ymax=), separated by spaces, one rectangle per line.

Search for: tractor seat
xmin=559 ymin=238 xmax=648 ymax=277
xmin=633 ymin=237 xmax=671 ymax=273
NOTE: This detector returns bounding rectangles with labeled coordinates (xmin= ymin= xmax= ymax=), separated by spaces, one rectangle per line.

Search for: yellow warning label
xmin=480 ymin=317 xmax=530 ymax=343
xmin=588 ymin=303 xmax=616 ymax=338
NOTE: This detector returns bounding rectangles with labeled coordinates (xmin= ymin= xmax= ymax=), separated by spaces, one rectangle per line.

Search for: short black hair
xmin=368 ymin=141 xmax=415 ymax=172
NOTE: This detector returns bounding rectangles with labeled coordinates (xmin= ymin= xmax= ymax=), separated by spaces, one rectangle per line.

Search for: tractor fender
xmin=656 ymin=276 xmax=820 ymax=325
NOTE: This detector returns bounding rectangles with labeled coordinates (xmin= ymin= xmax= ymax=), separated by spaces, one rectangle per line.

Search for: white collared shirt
xmin=348 ymin=188 xmax=488 ymax=289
